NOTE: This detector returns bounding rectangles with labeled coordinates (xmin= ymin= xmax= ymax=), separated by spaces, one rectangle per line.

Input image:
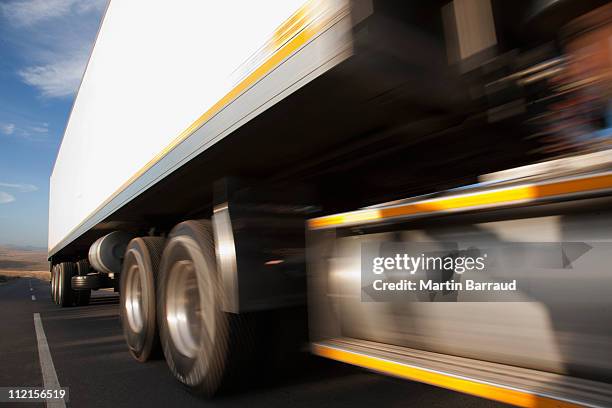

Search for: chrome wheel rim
xmin=58 ymin=267 xmax=63 ymax=302
xmin=54 ymin=269 xmax=58 ymax=302
xmin=51 ymin=267 xmax=56 ymax=301
xmin=166 ymin=259 xmax=202 ymax=358
xmin=55 ymin=268 xmax=59 ymax=302
xmin=125 ymin=264 xmax=145 ymax=333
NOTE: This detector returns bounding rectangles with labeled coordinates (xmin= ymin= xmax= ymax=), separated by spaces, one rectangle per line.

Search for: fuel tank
xmin=88 ymin=231 xmax=135 ymax=274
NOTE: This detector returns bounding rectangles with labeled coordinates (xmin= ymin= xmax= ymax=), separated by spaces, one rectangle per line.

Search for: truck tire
xmin=51 ymin=265 xmax=55 ymax=303
xmin=120 ymin=236 xmax=165 ymax=362
xmin=157 ymin=220 xmax=254 ymax=395
xmin=75 ymin=260 xmax=91 ymax=306
xmin=58 ymin=262 xmax=77 ymax=307
xmin=72 ymin=274 xmax=99 ymax=290
xmin=53 ymin=265 xmax=61 ymax=305
xmin=51 ymin=265 xmax=58 ymax=304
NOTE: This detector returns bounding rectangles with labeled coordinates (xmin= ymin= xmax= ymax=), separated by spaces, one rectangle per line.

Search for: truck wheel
xmin=58 ymin=262 xmax=77 ymax=307
xmin=158 ymin=220 xmax=253 ymax=395
xmin=75 ymin=260 xmax=91 ymax=306
xmin=53 ymin=265 xmax=61 ymax=304
xmin=51 ymin=265 xmax=58 ymax=304
xmin=120 ymin=237 xmax=165 ymax=362
xmin=51 ymin=265 xmax=55 ymax=303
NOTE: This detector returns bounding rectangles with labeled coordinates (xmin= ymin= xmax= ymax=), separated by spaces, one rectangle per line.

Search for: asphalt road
xmin=0 ymin=277 xmax=508 ymax=408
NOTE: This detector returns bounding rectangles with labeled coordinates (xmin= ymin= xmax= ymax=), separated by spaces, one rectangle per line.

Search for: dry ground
xmin=0 ymin=245 xmax=49 ymax=282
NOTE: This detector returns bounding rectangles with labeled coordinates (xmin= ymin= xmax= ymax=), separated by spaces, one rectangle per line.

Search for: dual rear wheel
xmin=120 ymin=220 xmax=253 ymax=395
xmin=50 ymin=262 xmax=91 ymax=307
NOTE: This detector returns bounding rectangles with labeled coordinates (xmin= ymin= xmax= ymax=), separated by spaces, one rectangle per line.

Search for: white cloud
xmin=1 ymin=0 xmax=107 ymax=98
xmin=0 ymin=182 xmax=38 ymax=192
xmin=30 ymin=125 xmax=49 ymax=133
xmin=19 ymin=57 xmax=86 ymax=98
xmin=0 ymin=192 xmax=16 ymax=204
xmin=0 ymin=0 xmax=105 ymax=27
xmin=0 ymin=123 xmax=16 ymax=135
xmin=0 ymin=121 xmax=49 ymax=140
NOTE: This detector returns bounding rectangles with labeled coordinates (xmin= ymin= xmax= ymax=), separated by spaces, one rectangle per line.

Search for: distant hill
xmin=0 ymin=245 xmax=48 ymax=272
xmin=0 ymin=244 xmax=46 ymax=252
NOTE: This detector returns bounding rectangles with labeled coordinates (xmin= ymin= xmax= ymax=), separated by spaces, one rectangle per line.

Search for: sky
xmin=0 ymin=0 xmax=106 ymax=249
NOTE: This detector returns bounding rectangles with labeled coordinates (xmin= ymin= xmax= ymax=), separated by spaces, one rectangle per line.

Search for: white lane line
xmin=33 ymin=313 xmax=66 ymax=408
xmin=31 ymin=295 xmax=36 ymax=301
xmin=30 ymin=287 xmax=34 ymax=292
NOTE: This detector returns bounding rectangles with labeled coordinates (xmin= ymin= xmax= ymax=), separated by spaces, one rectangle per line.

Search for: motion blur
xmin=308 ymin=1 xmax=612 ymax=407
xmin=46 ymin=1 xmax=612 ymax=406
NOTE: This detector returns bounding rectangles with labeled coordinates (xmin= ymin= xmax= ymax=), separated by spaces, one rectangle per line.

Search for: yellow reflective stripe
xmin=272 ymin=1 xmax=313 ymax=50
xmin=308 ymin=173 xmax=612 ymax=229
xmin=312 ymin=344 xmax=580 ymax=408
xmin=105 ymin=1 xmax=325 ymax=210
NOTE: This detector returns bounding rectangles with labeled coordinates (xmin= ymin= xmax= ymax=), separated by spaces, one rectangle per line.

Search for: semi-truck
xmin=49 ymin=0 xmax=612 ymax=405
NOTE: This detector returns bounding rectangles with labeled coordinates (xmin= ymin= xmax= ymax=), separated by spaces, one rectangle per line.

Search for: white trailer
xmin=49 ymin=0 xmax=365 ymax=394
xmin=48 ymin=0 xmax=612 ymax=404
xmin=49 ymin=0 xmax=353 ymax=256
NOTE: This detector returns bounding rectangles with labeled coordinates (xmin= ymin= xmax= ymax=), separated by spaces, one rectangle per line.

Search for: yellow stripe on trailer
xmin=312 ymin=343 xmax=580 ymax=408
xmin=94 ymin=0 xmax=328 ymax=219
xmin=308 ymin=172 xmax=612 ymax=230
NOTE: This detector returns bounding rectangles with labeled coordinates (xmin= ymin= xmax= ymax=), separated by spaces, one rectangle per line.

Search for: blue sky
xmin=0 ymin=0 xmax=106 ymax=249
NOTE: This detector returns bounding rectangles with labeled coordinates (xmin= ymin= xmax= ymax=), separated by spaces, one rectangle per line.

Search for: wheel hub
xmin=166 ymin=260 xmax=202 ymax=358
xmin=125 ymin=264 xmax=145 ymax=333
